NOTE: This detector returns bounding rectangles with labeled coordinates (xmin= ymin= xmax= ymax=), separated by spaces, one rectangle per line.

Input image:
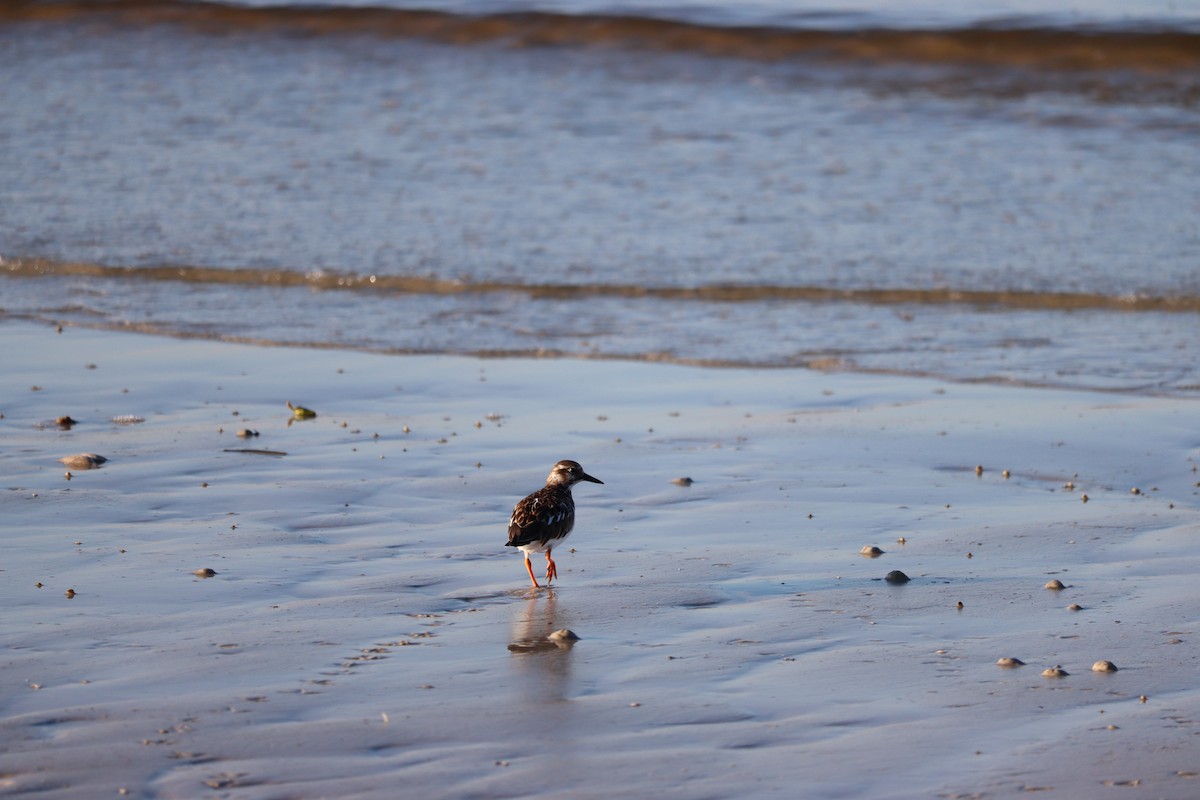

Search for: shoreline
xmin=6 ymin=312 xmax=1197 ymax=399
xmin=2 ymin=319 xmax=1198 ymax=799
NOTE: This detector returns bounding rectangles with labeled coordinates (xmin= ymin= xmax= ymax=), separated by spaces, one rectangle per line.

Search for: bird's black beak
xmin=581 ymin=472 xmax=604 ymax=484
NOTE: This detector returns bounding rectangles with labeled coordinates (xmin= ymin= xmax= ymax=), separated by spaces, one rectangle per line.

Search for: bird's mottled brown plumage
xmin=506 ymin=460 xmax=602 ymax=587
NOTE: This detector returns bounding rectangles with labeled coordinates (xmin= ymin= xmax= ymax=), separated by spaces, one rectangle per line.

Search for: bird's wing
xmin=506 ymin=490 xmax=574 ymax=547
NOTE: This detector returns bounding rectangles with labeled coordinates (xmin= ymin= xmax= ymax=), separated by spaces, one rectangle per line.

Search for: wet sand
xmin=2 ymin=320 xmax=1198 ymax=799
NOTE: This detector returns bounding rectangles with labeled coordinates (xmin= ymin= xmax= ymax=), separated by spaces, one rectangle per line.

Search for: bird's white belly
xmin=517 ymin=529 xmax=571 ymax=555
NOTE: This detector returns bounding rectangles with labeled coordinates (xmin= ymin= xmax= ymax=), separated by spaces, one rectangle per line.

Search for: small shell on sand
xmin=1044 ymin=579 xmax=1066 ymax=590
xmin=548 ymin=629 xmax=580 ymax=649
xmin=996 ymin=657 xmax=1026 ymax=668
xmin=193 ymin=568 xmax=218 ymax=578
xmin=1091 ymin=660 xmax=1119 ymax=673
xmin=59 ymin=453 xmax=107 ymax=469
xmin=671 ymin=477 xmax=694 ymax=486
xmin=1042 ymin=666 xmax=1069 ymax=678
xmin=65 ymin=588 xmax=76 ymax=598
xmin=1067 ymin=603 xmax=1083 ymax=611
xmin=56 ymin=415 xmax=77 ymax=429
xmin=884 ymin=570 xmax=910 ymax=584
xmin=286 ymin=401 xmax=316 ymax=419
xmin=236 ymin=429 xmax=259 ymax=438
xmin=860 ymin=545 xmax=884 ymax=558
xmin=1002 ymin=469 xmax=1011 ymax=479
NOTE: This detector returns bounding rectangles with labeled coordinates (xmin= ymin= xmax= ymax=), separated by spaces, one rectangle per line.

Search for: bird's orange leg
xmin=524 ymin=554 xmax=541 ymax=588
xmin=544 ymin=549 xmax=558 ymax=584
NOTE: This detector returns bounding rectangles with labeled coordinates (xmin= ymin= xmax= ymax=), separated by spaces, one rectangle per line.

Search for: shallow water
xmin=2 ymin=1 xmax=1198 ymax=394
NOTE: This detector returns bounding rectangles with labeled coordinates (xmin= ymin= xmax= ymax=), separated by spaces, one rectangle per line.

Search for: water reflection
xmin=508 ymin=591 xmax=576 ymax=703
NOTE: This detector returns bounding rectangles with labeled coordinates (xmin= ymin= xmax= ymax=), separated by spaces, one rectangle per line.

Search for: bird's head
xmin=547 ymin=460 xmax=604 ymax=488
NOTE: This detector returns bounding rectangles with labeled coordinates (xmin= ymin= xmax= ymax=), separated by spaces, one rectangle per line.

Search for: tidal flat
xmin=2 ymin=320 xmax=1198 ymax=799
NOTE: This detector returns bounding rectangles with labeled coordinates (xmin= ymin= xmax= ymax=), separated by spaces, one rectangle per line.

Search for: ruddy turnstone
xmin=506 ymin=460 xmax=603 ymax=588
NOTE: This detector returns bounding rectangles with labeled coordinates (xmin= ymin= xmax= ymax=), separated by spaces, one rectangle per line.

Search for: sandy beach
xmin=1 ymin=319 xmax=1197 ymax=798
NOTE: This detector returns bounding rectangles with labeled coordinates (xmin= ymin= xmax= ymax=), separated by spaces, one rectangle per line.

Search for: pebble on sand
xmin=1044 ymin=579 xmax=1067 ymax=590
xmin=548 ymin=629 xmax=579 ymax=643
xmin=1067 ymin=603 xmax=1083 ymax=611
xmin=1042 ymin=666 xmax=1069 ymax=678
xmin=996 ymin=657 xmax=1026 ymax=668
xmin=59 ymin=453 xmax=107 ymax=469
xmin=884 ymin=570 xmax=910 ymax=584
xmin=671 ymin=477 xmax=694 ymax=486
xmin=193 ymin=568 xmax=218 ymax=578
xmin=1091 ymin=660 xmax=1119 ymax=673
xmin=860 ymin=545 xmax=884 ymax=557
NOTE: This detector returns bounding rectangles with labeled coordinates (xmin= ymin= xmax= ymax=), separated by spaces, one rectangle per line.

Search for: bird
xmin=506 ymin=460 xmax=603 ymax=588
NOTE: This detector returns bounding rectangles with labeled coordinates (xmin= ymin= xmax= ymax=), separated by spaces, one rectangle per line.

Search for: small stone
xmin=193 ymin=568 xmax=218 ymax=578
xmin=1091 ymin=660 xmax=1119 ymax=673
xmin=1067 ymin=603 xmax=1083 ymax=611
xmin=1042 ymin=666 xmax=1069 ymax=678
xmin=1080 ymin=493 xmax=1089 ymax=503
xmin=236 ymin=429 xmax=259 ymax=438
xmin=860 ymin=545 xmax=884 ymax=557
xmin=1044 ymin=579 xmax=1066 ymax=590
xmin=1002 ymin=469 xmax=1011 ymax=479
xmin=65 ymin=588 xmax=76 ymax=598
xmin=884 ymin=570 xmax=910 ymax=584
xmin=548 ymin=629 xmax=579 ymax=645
xmin=975 ymin=465 xmax=984 ymax=475
xmin=996 ymin=657 xmax=1026 ymax=668
xmin=671 ymin=477 xmax=694 ymax=486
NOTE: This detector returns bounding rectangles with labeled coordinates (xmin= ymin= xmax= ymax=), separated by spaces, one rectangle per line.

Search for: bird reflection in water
xmin=508 ymin=591 xmax=578 ymax=703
